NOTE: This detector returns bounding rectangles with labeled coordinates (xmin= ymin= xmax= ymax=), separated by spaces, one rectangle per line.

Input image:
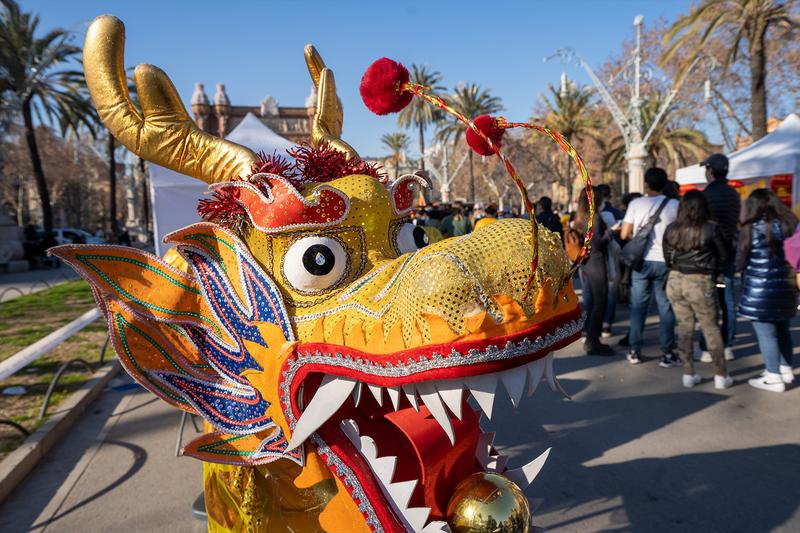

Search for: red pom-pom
xmin=466 ymin=114 xmax=504 ymax=156
xmin=360 ymin=57 xmax=413 ymax=115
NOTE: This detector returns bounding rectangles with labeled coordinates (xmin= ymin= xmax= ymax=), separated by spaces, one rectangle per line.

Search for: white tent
xmin=149 ymin=113 xmax=295 ymax=256
xmin=675 ymin=113 xmax=800 ymax=205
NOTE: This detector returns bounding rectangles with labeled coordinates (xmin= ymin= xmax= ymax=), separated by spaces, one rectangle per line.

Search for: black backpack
xmin=620 ymin=197 xmax=671 ymax=272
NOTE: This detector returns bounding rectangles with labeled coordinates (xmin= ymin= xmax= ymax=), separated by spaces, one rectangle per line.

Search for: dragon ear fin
xmin=182 ymin=427 xmax=303 ymax=466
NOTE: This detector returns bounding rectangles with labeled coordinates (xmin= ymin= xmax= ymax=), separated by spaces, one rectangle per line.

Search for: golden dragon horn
xmin=304 ymin=44 xmax=358 ymax=157
xmin=84 ymin=15 xmax=257 ymax=184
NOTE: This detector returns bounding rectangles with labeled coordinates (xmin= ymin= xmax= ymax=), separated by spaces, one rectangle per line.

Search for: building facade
xmin=189 ymin=83 xmax=316 ymax=144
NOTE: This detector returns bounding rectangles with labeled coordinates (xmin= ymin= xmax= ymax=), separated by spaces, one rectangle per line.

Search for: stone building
xmin=190 ymin=83 xmax=316 ymax=144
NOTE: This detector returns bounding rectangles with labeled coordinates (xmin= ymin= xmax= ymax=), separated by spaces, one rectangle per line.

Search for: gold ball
xmin=446 ymin=472 xmax=531 ymax=533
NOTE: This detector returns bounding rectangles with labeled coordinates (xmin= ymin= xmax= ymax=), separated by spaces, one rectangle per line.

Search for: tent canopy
xmin=676 ymin=113 xmax=800 ymax=186
xmin=149 ymin=113 xmax=295 ymax=255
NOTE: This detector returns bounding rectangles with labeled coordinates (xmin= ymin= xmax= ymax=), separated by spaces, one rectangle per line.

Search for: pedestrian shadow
xmin=493 ymin=384 xmax=799 ymax=531
xmin=28 ymin=440 xmax=148 ymax=531
xmin=540 ymin=444 xmax=800 ymax=532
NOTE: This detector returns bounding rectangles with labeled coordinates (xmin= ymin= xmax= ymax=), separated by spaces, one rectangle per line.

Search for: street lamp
xmin=545 ymin=15 xmax=716 ymax=193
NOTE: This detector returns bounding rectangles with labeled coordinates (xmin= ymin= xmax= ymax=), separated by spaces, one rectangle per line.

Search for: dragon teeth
xmin=352 ymin=381 xmax=363 ymax=407
xmin=499 ymin=365 xmax=527 ymax=407
xmin=341 ymin=419 xmax=447 ymax=532
xmin=287 ymin=375 xmax=356 ymax=451
xmin=386 ymin=386 xmax=401 ymax=411
xmin=291 ymin=355 xmax=559 ymax=462
xmin=402 ymin=383 xmax=420 ymax=411
xmin=465 ymin=373 xmax=498 ymax=419
xmin=504 ymin=447 xmax=551 ymax=489
xmin=368 ymin=383 xmax=384 ymax=406
xmin=435 ymin=380 xmax=463 ymax=420
xmin=416 ymin=382 xmax=455 ymax=444
xmin=527 ymin=357 xmax=547 ymax=396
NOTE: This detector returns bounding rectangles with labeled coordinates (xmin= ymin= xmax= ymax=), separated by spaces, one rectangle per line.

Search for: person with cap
xmin=700 ymin=153 xmax=740 ymax=362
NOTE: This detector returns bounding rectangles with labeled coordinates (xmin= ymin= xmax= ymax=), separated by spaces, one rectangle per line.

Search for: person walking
xmin=620 ymin=168 xmax=680 ymax=366
xmin=535 ymin=196 xmax=564 ymax=240
xmin=595 ymin=184 xmax=621 ymax=338
xmin=663 ymin=190 xmax=734 ymax=389
xmin=737 ymin=189 xmax=797 ymax=392
xmin=575 ymin=188 xmax=615 ymax=356
xmin=701 ymin=154 xmax=740 ymax=361
xmin=440 ymin=204 xmax=472 ymax=237
xmin=474 ymin=204 xmax=498 ymax=231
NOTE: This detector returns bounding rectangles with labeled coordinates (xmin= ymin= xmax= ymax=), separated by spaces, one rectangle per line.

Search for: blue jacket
xmin=737 ymin=219 xmax=797 ymax=322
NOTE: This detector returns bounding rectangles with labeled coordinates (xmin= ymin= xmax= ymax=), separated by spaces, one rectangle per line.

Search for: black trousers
xmin=581 ymin=257 xmax=608 ymax=343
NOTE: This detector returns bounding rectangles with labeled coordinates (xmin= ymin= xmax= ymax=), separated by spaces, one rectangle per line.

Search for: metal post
xmin=628 ymin=15 xmax=646 ymax=194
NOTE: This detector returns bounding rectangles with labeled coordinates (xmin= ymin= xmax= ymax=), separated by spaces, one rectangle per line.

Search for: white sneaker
xmin=761 ymin=366 xmax=795 ymax=384
xmin=714 ymin=375 xmax=734 ymax=389
xmin=748 ymin=373 xmax=786 ymax=393
xmin=700 ymin=351 xmax=712 ymax=363
xmin=724 ymin=347 xmax=735 ymax=361
xmin=683 ymin=374 xmax=701 ymax=388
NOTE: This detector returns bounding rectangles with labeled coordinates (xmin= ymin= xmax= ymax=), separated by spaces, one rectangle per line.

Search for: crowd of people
xmin=412 ymin=153 xmax=798 ymax=393
xmin=571 ymin=155 xmax=797 ymax=393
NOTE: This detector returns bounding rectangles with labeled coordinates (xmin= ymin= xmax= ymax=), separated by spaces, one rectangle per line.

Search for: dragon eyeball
xmin=283 ymin=236 xmax=348 ymax=292
xmin=396 ymin=223 xmax=429 ymax=254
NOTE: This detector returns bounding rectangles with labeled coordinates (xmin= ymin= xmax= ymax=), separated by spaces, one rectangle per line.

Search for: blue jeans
xmin=751 ymin=320 xmax=793 ymax=374
xmin=629 ymin=260 xmax=675 ymax=353
xmin=604 ymin=282 xmax=616 ymax=327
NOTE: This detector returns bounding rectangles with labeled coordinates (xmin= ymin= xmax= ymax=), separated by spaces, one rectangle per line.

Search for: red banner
xmin=771 ymin=174 xmax=793 ymax=206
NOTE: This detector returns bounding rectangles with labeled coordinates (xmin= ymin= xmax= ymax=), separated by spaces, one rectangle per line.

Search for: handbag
xmin=620 ymin=197 xmax=670 ymax=271
xmin=564 ymin=228 xmax=582 ymax=262
xmin=782 ymin=225 xmax=800 ymax=289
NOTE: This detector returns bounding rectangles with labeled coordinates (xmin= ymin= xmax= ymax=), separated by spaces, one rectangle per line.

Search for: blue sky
xmin=24 ymin=0 xmax=693 ymax=157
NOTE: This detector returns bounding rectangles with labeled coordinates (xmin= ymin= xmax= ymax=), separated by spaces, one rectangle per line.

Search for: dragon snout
xmin=383 ymin=219 xmax=571 ymax=342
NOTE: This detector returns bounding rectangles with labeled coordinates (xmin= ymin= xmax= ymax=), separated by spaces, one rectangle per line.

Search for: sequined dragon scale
xmin=52 ymin=15 xmax=586 ymax=533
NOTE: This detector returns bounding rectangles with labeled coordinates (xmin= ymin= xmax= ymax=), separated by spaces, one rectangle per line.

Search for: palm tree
xmin=381 ymin=132 xmax=410 ymax=178
xmin=435 ymin=84 xmax=502 ymax=202
xmin=604 ymin=91 xmax=712 ymax=173
xmin=397 ymin=65 xmax=445 ymax=172
xmin=661 ymin=0 xmax=799 ymax=141
xmin=0 ymin=0 xmax=95 ymax=232
xmin=535 ymin=81 xmax=601 ymax=206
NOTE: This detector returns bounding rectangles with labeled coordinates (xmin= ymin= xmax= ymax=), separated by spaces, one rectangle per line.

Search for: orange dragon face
xmin=51 ymin=15 xmax=584 ymax=533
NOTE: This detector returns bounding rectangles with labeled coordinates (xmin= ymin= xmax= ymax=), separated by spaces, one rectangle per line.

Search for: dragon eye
xmin=396 ymin=223 xmax=429 ymax=254
xmin=284 ymin=236 xmax=348 ymax=291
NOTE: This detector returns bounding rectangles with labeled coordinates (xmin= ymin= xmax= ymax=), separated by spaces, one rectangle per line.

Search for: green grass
xmin=0 ymin=281 xmax=97 ymax=361
xmin=0 ymin=280 xmax=112 ymax=458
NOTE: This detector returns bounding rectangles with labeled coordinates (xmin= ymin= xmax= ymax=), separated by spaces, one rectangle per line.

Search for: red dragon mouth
xmin=281 ymin=307 xmax=581 ymax=532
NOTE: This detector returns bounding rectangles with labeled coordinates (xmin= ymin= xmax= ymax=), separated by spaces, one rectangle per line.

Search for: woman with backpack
xmin=663 ymin=190 xmax=734 ymax=389
xmin=738 ymin=189 xmax=798 ymax=392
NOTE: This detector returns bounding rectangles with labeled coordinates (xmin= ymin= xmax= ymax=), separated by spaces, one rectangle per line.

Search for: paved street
xmin=1 ymin=309 xmax=798 ymax=532
xmin=0 ymin=269 xmax=78 ymax=302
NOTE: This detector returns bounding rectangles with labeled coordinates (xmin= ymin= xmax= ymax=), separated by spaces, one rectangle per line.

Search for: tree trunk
xmin=139 ymin=157 xmax=151 ymax=242
xmin=418 ymin=121 xmax=425 ymax=172
xmin=108 ymin=133 xmax=118 ymax=237
xmin=468 ymin=151 xmax=475 ymax=203
xmin=21 ymin=99 xmax=53 ymax=232
xmin=394 ymin=157 xmax=399 ymax=179
xmin=749 ymin=28 xmax=768 ymax=141
xmin=563 ymin=158 xmax=574 ymax=210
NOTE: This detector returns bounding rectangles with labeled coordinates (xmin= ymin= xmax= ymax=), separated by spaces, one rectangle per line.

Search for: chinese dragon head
xmin=52 ymin=15 xmax=586 ymax=533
